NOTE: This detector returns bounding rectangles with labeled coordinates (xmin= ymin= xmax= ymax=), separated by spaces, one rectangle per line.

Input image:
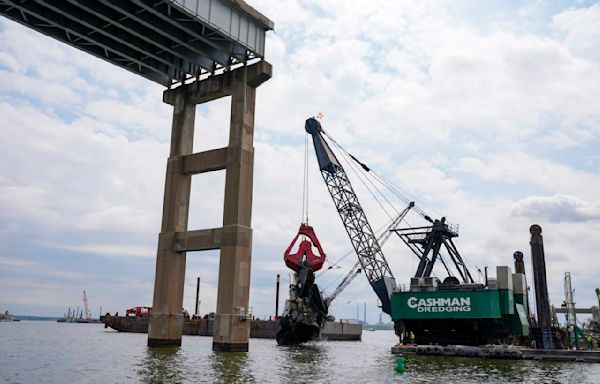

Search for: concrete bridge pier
xmin=148 ymin=62 xmax=271 ymax=350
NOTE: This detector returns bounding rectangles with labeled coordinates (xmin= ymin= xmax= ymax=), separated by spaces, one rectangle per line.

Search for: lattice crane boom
xmin=327 ymin=262 xmax=362 ymax=304
xmin=305 ymin=117 xmax=397 ymax=314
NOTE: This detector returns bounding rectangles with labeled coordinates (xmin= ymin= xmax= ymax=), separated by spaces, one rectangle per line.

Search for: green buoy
xmin=395 ymin=356 xmax=405 ymax=373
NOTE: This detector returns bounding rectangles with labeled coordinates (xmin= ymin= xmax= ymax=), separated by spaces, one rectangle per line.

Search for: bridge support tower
xmin=148 ymin=62 xmax=271 ymax=351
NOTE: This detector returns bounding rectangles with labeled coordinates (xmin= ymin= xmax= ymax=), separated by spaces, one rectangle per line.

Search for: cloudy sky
xmin=1 ymin=1 xmax=599 ymax=324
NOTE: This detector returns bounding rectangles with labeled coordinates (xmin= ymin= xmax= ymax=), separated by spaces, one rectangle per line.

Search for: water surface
xmin=1 ymin=321 xmax=598 ymax=383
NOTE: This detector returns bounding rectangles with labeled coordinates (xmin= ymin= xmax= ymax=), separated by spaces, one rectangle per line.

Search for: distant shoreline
xmin=12 ymin=316 xmax=60 ymax=321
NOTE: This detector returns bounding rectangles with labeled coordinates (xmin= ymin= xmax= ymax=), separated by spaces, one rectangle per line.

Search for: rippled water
xmin=1 ymin=321 xmax=599 ymax=383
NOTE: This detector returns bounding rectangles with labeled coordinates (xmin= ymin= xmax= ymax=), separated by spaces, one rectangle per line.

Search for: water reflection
xmin=138 ymin=347 xmax=183 ymax=384
xmin=279 ymin=343 xmax=330 ymax=383
xmin=210 ymin=351 xmax=255 ymax=384
xmin=403 ymin=354 xmax=592 ymax=383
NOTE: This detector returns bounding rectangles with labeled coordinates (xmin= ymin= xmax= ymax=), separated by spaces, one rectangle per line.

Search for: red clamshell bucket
xmin=283 ymin=224 xmax=326 ymax=272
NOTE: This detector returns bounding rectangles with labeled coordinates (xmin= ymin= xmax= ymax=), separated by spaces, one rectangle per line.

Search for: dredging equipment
xmin=304 ymin=117 xmax=530 ymax=346
xmin=276 ymin=223 xmax=330 ymax=345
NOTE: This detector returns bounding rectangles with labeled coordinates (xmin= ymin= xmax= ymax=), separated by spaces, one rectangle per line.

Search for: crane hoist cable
xmin=344 ymin=284 xmax=372 ymax=304
xmin=320 ymin=129 xmax=412 ymax=205
xmin=301 ymin=132 xmax=310 ymax=224
xmin=284 ymin=132 xmax=328 ymax=274
xmin=320 ymin=128 xmax=443 ymax=223
xmin=331 ymin=138 xmax=427 ymax=239
xmin=326 ymin=133 xmax=399 ymax=220
xmin=340 ymin=146 xmax=401 ymax=217
xmin=316 ymin=123 xmax=470 ymax=282
xmin=330 ymin=140 xmax=418 ymax=216
xmin=320 ymin=128 xmax=434 ymax=235
xmin=370 ymin=171 xmax=432 ymax=219
xmin=337 ymin=146 xmax=395 ymax=221
xmin=343 ymin=150 xmax=400 ymax=218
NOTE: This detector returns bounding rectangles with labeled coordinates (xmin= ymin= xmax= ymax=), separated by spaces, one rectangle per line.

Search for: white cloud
xmin=457 ymin=152 xmax=600 ymax=201
xmin=84 ymin=98 xmax=172 ymax=140
xmin=552 ymin=4 xmax=600 ymax=62
xmin=0 ymin=70 xmax=82 ymax=106
xmin=0 ymin=186 xmax=61 ymax=227
xmin=0 ymin=101 xmax=167 ymax=233
xmin=49 ymin=243 xmax=156 ymax=258
xmin=254 ymin=2 xmax=600 ymax=158
xmin=0 ymin=256 xmax=39 ymax=268
xmin=511 ymin=194 xmax=600 ymax=222
xmin=78 ymin=206 xmax=159 ymax=233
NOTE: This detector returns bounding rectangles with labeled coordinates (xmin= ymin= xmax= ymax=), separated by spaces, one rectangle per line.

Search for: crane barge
xmin=304 ymin=117 xmax=530 ymax=346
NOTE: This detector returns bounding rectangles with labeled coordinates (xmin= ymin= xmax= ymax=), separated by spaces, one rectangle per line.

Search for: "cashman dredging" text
xmin=406 ymin=297 xmax=472 ymax=313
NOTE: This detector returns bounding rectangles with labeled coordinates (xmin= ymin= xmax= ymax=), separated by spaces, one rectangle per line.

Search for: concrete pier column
xmin=212 ymin=67 xmax=256 ymax=352
xmin=148 ymin=92 xmax=195 ymax=347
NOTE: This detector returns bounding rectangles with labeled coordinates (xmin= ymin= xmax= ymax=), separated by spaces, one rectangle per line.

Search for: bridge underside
xmin=0 ymin=0 xmax=272 ymax=87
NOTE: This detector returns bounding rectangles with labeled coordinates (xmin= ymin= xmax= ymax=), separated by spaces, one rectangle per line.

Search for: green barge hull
xmin=391 ymin=266 xmax=530 ymax=345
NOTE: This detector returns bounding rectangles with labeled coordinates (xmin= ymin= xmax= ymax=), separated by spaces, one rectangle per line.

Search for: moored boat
xmin=0 ymin=310 xmax=19 ymax=322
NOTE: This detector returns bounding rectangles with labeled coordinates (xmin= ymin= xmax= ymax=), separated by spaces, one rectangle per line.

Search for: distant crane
xmin=561 ymin=273 xmax=594 ymax=349
xmin=83 ymin=290 xmax=92 ymax=322
xmin=564 ymin=272 xmax=577 ymax=347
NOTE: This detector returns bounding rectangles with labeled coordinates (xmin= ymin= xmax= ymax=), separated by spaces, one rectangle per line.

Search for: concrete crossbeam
xmin=182 ymin=147 xmax=228 ymax=175
xmin=555 ymin=307 xmax=595 ymax=314
xmin=175 ymin=225 xmax=252 ymax=252
xmin=176 ymin=228 xmax=223 ymax=252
